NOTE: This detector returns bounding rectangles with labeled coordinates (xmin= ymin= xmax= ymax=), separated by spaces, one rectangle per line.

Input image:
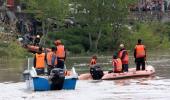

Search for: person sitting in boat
xmin=33 ymin=47 xmax=46 ymax=75
xmin=118 ymin=44 xmax=129 ymax=72
xmin=111 ymin=52 xmax=122 ymax=73
xmin=46 ymin=47 xmax=58 ymax=75
xmin=134 ymin=39 xmax=146 ymax=71
xmin=89 ymin=55 xmax=97 ymax=67
xmin=89 ymin=55 xmax=104 ymax=80
xmin=54 ymin=39 xmax=66 ymax=69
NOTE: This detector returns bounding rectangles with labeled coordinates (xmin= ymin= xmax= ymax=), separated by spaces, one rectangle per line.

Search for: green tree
xmin=20 ymin=0 xmax=69 ymax=45
xmin=70 ymin=0 xmax=136 ymax=52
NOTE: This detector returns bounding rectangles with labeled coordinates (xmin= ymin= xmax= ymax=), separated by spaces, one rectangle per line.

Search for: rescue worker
xmin=89 ymin=55 xmax=97 ymax=67
xmin=54 ymin=40 xmax=66 ymax=69
xmin=134 ymin=39 xmax=146 ymax=71
xmin=46 ymin=47 xmax=58 ymax=75
xmin=118 ymin=44 xmax=129 ymax=72
xmin=34 ymin=35 xmax=40 ymax=46
xmin=33 ymin=47 xmax=46 ymax=75
xmin=112 ymin=52 xmax=122 ymax=73
xmin=89 ymin=55 xmax=103 ymax=80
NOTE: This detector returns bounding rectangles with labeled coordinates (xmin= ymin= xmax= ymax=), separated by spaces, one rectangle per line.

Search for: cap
xmin=37 ymin=35 xmax=40 ymax=38
xmin=120 ymin=44 xmax=124 ymax=48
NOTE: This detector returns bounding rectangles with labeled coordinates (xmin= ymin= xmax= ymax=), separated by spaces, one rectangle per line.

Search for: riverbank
xmin=0 ymin=32 xmax=31 ymax=58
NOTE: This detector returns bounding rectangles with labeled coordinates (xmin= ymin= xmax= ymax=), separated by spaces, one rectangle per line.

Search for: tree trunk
xmin=88 ymin=32 xmax=93 ymax=51
xmin=94 ymin=30 xmax=102 ymax=51
xmin=40 ymin=19 xmax=47 ymax=46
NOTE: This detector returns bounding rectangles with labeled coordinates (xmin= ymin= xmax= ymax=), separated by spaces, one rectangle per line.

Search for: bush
xmin=46 ymin=22 xmax=170 ymax=53
xmin=122 ymin=23 xmax=170 ymax=51
xmin=0 ymin=49 xmax=8 ymax=57
xmin=7 ymin=41 xmax=29 ymax=58
xmin=68 ymin=44 xmax=85 ymax=54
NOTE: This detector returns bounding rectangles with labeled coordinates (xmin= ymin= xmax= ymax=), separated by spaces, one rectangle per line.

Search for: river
xmin=0 ymin=53 xmax=170 ymax=100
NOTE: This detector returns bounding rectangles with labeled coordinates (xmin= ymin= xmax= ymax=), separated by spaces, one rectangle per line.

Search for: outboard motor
xmin=90 ymin=65 xmax=104 ymax=80
xmin=50 ymin=68 xmax=65 ymax=90
xmin=23 ymin=70 xmax=30 ymax=81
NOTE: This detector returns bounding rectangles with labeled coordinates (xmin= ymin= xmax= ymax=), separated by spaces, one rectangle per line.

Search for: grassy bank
xmin=0 ymin=33 xmax=30 ymax=58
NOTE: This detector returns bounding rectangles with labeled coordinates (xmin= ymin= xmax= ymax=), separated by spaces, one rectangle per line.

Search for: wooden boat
xmin=78 ymin=65 xmax=155 ymax=80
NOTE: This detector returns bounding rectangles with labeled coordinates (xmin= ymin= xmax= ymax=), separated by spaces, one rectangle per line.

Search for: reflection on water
xmin=1 ymin=78 xmax=170 ymax=100
xmin=1 ymin=54 xmax=170 ymax=81
xmin=0 ymin=58 xmax=26 ymax=82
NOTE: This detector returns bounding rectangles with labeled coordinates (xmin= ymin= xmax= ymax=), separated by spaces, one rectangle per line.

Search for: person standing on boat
xmin=33 ymin=47 xmax=46 ymax=75
xmin=118 ymin=44 xmax=129 ymax=72
xmin=134 ymin=39 xmax=146 ymax=71
xmin=54 ymin=40 xmax=66 ymax=69
xmin=112 ymin=52 xmax=122 ymax=73
xmin=34 ymin=35 xmax=40 ymax=46
xmin=46 ymin=47 xmax=58 ymax=75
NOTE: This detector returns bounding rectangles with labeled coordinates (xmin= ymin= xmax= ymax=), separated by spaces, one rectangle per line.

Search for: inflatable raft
xmin=26 ymin=45 xmax=51 ymax=53
xmin=78 ymin=65 xmax=155 ymax=80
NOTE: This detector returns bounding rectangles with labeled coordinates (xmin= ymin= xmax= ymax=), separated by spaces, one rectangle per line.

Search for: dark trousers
xmin=36 ymin=68 xmax=44 ymax=75
xmin=57 ymin=59 xmax=64 ymax=69
xmin=122 ymin=64 xmax=128 ymax=72
xmin=135 ymin=58 xmax=145 ymax=71
xmin=47 ymin=65 xmax=54 ymax=75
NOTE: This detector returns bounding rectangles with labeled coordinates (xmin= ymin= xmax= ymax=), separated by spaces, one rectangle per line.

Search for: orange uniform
xmin=56 ymin=45 xmax=65 ymax=60
xmin=46 ymin=51 xmax=57 ymax=66
xmin=112 ymin=58 xmax=122 ymax=73
xmin=35 ymin=53 xmax=45 ymax=68
xmin=90 ymin=58 xmax=97 ymax=65
xmin=135 ymin=45 xmax=146 ymax=58
xmin=118 ymin=49 xmax=129 ymax=64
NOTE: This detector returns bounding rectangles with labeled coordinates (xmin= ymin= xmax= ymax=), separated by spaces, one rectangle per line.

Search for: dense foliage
xmin=0 ymin=39 xmax=29 ymax=58
xmin=19 ymin=0 xmax=170 ymax=54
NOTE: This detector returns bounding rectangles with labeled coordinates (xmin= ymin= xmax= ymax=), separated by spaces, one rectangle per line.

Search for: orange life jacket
xmin=56 ymin=45 xmax=65 ymax=59
xmin=112 ymin=58 xmax=122 ymax=72
xmin=135 ymin=44 xmax=145 ymax=58
xmin=118 ymin=50 xmax=129 ymax=64
xmin=35 ymin=53 xmax=45 ymax=68
xmin=90 ymin=58 xmax=96 ymax=65
xmin=46 ymin=51 xmax=57 ymax=66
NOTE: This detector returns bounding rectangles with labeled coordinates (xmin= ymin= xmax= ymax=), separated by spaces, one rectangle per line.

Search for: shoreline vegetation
xmin=1 ymin=0 xmax=170 ymax=58
xmin=1 ymin=22 xmax=170 ymax=58
xmin=0 ymin=32 xmax=30 ymax=59
xmin=0 ymin=34 xmax=169 ymax=59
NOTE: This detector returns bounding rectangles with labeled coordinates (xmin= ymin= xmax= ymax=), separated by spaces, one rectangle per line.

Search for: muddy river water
xmin=0 ymin=53 xmax=170 ymax=100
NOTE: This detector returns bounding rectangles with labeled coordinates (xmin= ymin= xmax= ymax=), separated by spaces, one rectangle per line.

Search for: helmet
xmin=54 ymin=40 xmax=61 ymax=45
xmin=37 ymin=35 xmax=40 ymax=38
xmin=119 ymin=44 xmax=124 ymax=48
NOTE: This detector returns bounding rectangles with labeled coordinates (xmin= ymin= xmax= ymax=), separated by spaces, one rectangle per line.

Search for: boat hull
xmin=78 ymin=65 xmax=155 ymax=80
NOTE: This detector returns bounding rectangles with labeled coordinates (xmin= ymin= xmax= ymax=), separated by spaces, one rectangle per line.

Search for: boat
xmin=23 ymin=59 xmax=78 ymax=91
xmin=78 ymin=65 xmax=155 ymax=80
xmin=25 ymin=44 xmax=51 ymax=53
xmin=23 ymin=67 xmax=78 ymax=91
